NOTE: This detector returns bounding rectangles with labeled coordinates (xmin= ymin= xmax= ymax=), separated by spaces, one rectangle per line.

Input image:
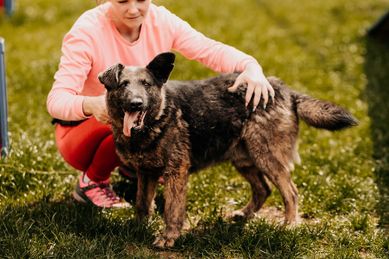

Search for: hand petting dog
xmin=228 ymin=62 xmax=275 ymax=111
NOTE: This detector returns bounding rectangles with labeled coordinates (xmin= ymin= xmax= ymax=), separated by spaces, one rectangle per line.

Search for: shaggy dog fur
xmin=98 ymin=52 xmax=357 ymax=248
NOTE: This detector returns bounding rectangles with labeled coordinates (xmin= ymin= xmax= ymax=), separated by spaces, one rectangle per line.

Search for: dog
xmin=98 ymin=52 xmax=357 ymax=248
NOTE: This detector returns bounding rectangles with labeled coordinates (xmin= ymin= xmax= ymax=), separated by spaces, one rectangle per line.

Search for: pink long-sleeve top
xmin=47 ymin=2 xmax=259 ymax=121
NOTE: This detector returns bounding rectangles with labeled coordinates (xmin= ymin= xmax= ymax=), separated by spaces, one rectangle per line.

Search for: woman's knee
xmin=54 ymin=118 xmax=115 ymax=171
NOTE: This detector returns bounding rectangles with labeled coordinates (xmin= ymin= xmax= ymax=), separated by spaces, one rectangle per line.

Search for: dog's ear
xmin=146 ymin=52 xmax=175 ymax=86
xmin=98 ymin=63 xmax=125 ymax=91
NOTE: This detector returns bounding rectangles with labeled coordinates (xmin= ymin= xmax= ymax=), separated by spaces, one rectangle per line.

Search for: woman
xmin=47 ymin=0 xmax=274 ymax=208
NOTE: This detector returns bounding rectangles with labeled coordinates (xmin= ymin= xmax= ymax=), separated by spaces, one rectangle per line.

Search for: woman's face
xmin=109 ymin=0 xmax=151 ymax=30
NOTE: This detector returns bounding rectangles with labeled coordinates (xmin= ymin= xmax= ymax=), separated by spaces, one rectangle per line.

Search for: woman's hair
xmin=96 ymin=0 xmax=107 ymax=4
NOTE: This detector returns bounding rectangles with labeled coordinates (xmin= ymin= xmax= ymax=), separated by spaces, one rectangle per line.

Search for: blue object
xmin=5 ymin=0 xmax=14 ymax=16
xmin=0 ymin=37 xmax=9 ymax=158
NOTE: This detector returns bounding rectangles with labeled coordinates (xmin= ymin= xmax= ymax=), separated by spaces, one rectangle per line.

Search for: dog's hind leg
xmin=243 ymin=117 xmax=299 ymax=224
xmin=136 ymin=172 xmax=159 ymax=221
xmin=265 ymin=164 xmax=298 ymax=224
xmin=228 ymin=165 xmax=272 ymax=221
xmin=252 ymin=158 xmax=299 ymax=224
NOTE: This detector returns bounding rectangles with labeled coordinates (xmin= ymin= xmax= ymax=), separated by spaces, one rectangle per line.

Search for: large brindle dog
xmin=98 ymin=52 xmax=357 ymax=248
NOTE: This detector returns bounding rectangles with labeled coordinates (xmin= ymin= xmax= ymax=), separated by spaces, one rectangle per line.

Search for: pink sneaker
xmin=73 ymin=174 xmax=131 ymax=208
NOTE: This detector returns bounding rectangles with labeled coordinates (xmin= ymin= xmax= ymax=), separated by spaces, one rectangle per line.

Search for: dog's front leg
xmin=153 ymin=161 xmax=189 ymax=249
xmin=136 ymin=172 xmax=159 ymax=221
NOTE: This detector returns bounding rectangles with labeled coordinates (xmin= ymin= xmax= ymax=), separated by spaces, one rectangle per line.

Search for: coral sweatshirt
xmin=47 ymin=2 xmax=258 ymax=121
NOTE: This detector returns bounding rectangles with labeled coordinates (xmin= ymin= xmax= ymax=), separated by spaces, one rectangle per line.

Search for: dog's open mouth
xmin=123 ymin=111 xmax=147 ymax=137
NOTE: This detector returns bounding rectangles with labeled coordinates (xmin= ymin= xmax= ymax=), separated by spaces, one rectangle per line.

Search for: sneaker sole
xmin=73 ymin=189 xmax=130 ymax=209
xmin=72 ymin=191 xmax=88 ymax=204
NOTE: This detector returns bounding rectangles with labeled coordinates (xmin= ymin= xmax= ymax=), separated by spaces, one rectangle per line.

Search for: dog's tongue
xmin=123 ymin=112 xmax=139 ymax=137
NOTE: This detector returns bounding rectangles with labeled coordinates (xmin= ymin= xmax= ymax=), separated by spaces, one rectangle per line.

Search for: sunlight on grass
xmin=1 ymin=0 xmax=389 ymax=257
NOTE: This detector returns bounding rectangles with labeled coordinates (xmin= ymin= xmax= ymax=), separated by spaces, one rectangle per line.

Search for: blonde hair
xmin=96 ymin=0 xmax=107 ymax=5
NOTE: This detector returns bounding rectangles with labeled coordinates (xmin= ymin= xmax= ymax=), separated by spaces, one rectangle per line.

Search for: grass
xmin=1 ymin=0 xmax=389 ymax=257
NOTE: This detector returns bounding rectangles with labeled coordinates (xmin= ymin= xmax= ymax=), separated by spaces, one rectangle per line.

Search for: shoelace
xmin=98 ymin=183 xmax=120 ymax=203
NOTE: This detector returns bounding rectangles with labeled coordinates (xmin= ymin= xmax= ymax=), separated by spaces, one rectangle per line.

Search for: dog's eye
xmin=140 ymin=80 xmax=152 ymax=87
xmin=119 ymin=80 xmax=129 ymax=88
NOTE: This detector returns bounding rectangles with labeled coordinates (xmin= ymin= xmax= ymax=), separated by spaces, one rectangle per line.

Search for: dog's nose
xmin=130 ymin=97 xmax=143 ymax=110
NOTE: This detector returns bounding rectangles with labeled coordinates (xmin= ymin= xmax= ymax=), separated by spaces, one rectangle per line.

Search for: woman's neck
xmin=107 ymin=8 xmax=142 ymax=43
xmin=115 ymin=22 xmax=141 ymax=42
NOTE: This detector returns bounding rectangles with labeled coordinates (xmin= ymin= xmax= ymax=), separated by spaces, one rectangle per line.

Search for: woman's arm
xmin=165 ymin=8 xmax=274 ymax=110
xmin=47 ymin=29 xmax=103 ymax=121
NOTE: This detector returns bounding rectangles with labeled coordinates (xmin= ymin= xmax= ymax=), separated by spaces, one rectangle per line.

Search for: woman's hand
xmin=82 ymin=95 xmax=111 ymax=124
xmin=228 ymin=63 xmax=275 ymax=111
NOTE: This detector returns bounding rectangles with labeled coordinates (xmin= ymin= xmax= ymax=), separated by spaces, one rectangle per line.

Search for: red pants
xmin=55 ymin=117 xmax=121 ymax=182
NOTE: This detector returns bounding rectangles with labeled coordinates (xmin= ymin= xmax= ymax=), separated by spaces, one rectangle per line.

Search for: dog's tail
xmin=293 ymin=92 xmax=358 ymax=131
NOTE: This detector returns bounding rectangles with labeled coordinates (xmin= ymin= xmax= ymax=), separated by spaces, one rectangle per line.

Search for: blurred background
xmin=0 ymin=0 xmax=388 ymax=257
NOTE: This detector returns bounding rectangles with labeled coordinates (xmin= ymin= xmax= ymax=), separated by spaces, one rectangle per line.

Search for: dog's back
xmin=164 ymin=73 xmax=357 ymax=172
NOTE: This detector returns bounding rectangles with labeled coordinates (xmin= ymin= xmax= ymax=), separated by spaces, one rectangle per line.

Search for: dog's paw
xmin=284 ymin=216 xmax=302 ymax=228
xmin=153 ymin=236 xmax=175 ymax=249
xmin=225 ymin=210 xmax=252 ymax=222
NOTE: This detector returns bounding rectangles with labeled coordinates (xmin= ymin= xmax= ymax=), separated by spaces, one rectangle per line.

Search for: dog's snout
xmin=130 ymin=97 xmax=144 ymax=110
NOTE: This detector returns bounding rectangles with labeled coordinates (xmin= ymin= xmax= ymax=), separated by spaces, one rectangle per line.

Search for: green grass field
xmin=1 ymin=0 xmax=389 ymax=257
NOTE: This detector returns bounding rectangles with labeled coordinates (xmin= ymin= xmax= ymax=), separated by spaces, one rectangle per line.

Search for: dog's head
xmin=99 ymin=52 xmax=175 ymax=137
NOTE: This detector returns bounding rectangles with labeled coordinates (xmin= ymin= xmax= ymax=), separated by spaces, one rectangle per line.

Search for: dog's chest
xmin=118 ymin=146 xmax=165 ymax=173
